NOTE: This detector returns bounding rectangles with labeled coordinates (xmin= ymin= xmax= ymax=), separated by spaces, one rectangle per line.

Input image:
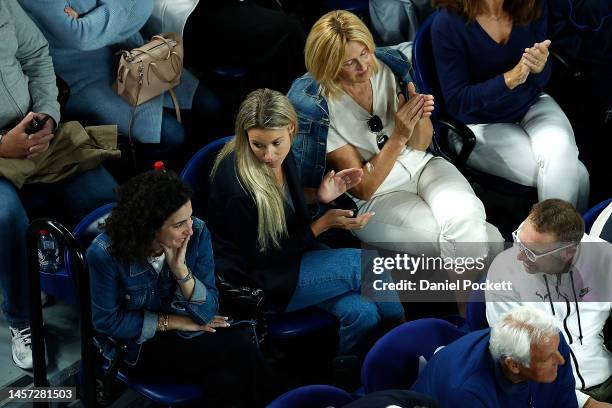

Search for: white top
xmin=147 ymin=253 xmax=166 ymax=275
xmin=326 ymin=61 xmax=432 ymax=200
xmin=144 ymin=0 xmax=199 ymax=37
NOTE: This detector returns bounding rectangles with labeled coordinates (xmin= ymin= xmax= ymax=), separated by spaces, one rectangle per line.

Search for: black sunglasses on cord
xmin=367 ymin=114 xmax=389 ymax=150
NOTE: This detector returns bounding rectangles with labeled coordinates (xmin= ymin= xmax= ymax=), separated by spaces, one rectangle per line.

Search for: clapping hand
xmin=522 ymin=40 xmax=551 ymax=74
xmin=400 ymin=82 xmax=435 ymax=118
xmin=317 ymin=168 xmax=363 ymax=204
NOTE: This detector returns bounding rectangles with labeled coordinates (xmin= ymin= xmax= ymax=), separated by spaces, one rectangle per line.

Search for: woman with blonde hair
xmin=288 ymin=10 xmax=502 ymax=260
xmin=208 ymin=88 xmax=405 ymax=357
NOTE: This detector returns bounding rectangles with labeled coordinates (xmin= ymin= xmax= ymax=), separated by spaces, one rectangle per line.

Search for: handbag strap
xmin=168 ymin=89 xmax=181 ymax=124
xmin=147 ymin=52 xmax=182 ymax=85
xmin=125 ymin=62 xmax=182 ymax=161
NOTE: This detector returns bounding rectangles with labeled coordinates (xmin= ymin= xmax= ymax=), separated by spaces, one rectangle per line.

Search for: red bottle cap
xmin=40 ymin=229 xmax=49 ymax=235
xmin=153 ymin=161 xmax=165 ymax=171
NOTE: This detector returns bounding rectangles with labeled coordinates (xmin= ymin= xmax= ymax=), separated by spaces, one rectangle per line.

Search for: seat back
xmin=68 ymin=203 xmax=205 ymax=405
xmin=180 ymin=136 xmax=233 ymax=218
xmin=26 ymin=218 xmax=97 ymax=406
xmin=412 ymin=12 xmax=444 ymax=112
xmin=361 ymin=318 xmax=464 ymax=393
xmin=584 ymin=198 xmax=612 ymax=239
xmin=267 ymin=384 xmax=353 ymax=408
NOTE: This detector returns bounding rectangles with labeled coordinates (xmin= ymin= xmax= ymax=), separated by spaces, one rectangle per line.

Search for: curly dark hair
xmin=433 ymin=0 xmax=542 ymax=26
xmin=103 ymin=170 xmax=192 ymax=264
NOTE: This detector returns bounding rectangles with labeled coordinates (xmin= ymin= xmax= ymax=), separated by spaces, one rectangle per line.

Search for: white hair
xmin=489 ymin=306 xmax=558 ymax=367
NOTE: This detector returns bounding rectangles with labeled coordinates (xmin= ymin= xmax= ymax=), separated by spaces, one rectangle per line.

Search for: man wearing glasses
xmin=486 ymin=199 xmax=612 ymax=408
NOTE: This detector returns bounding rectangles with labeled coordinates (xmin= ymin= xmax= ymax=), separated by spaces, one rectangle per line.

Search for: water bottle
xmin=38 ymin=230 xmax=61 ymax=273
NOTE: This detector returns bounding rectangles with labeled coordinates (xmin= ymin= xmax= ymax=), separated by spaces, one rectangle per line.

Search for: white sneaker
xmin=10 ymin=327 xmax=33 ymax=370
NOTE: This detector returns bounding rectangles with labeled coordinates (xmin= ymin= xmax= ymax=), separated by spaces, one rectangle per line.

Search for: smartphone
xmin=25 ymin=115 xmax=50 ymax=135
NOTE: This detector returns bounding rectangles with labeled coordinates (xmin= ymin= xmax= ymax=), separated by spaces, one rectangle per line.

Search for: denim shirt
xmin=86 ymin=217 xmax=219 ymax=365
xmin=287 ymin=47 xmax=415 ymax=188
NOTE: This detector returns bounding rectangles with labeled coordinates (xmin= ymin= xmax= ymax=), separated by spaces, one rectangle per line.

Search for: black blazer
xmin=208 ymin=150 xmax=317 ymax=311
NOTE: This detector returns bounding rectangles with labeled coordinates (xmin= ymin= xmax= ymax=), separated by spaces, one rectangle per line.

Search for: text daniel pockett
xmin=372 ymin=279 xmax=513 ymax=292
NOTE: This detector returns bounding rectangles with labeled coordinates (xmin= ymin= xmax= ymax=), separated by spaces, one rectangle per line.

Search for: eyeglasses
xmin=512 ymin=228 xmax=576 ymax=262
xmin=367 ymin=115 xmax=389 ymax=150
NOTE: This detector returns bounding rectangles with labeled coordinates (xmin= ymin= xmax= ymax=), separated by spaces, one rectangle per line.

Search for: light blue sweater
xmin=19 ymin=0 xmax=199 ymax=143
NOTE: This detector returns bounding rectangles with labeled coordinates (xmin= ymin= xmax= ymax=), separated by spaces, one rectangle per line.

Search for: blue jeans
xmin=286 ymin=248 xmax=404 ymax=354
xmin=0 ymin=166 xmax=117 ymax=328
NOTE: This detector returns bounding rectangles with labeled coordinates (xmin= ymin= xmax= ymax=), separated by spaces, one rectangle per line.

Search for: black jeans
xmin=123 ymin=327 xmax=280 ymax=407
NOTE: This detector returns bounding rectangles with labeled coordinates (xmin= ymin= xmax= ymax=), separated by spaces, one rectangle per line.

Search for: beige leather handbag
xmin=115 ymin=32 xmax=183 ymax=142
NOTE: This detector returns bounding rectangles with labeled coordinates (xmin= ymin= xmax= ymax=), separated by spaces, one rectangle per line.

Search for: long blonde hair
xmin=305 ymin=10 xmax=379 ymax=99
xmin=212 ymin=88 xmax=298 ymax=252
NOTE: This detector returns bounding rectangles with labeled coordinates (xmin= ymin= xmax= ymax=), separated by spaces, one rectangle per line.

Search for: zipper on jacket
xmin=558 ymin=283 xmax=586 ymax=391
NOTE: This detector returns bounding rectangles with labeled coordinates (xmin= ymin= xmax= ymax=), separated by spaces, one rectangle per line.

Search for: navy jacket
xmin=431 ymin=5 xmax=551 ymax=124
xmin=86 ymin=217 xmax=219 ymax=365
xmin=411 ymin=329 xmax=578 ymax=408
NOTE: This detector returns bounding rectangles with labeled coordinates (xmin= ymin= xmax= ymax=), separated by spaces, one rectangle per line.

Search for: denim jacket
xmin=287 ymin=47 xmax=415 ymax=188
xmin=86 ymin=217 xmax=219 ymax=365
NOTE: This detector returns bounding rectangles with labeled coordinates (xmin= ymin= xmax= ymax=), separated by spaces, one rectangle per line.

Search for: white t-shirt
xmin=326 ymin=61 xmax=433 ymax=199
xmin=148 ymin=253 xmax=166 ymax=275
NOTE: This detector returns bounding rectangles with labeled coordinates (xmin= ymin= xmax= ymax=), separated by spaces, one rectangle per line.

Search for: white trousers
xmin=455 ymin=93 xmax=590 ymax=212
xmin=355 ymin=157 xmax=504 ymax=259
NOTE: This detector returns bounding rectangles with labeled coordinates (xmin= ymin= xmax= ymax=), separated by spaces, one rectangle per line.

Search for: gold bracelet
xmin=157 ymin=313 xmax=169 ymax=332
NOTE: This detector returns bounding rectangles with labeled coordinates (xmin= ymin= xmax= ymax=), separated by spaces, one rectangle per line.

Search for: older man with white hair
xmin=411 ymin=306 xmax=578 ymax=407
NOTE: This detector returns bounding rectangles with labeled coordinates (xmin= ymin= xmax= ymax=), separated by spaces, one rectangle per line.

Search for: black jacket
xmin=208 ymin=151 xmax=317 ymax=311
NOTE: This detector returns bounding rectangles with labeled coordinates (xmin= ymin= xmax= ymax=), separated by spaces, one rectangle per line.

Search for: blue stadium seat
xmin=360 ymin=318 xmax=464 ymax=393
xmin=267 ymin=384 xmax=353 ymax=408
xmin=38 ymin=203 xmax=115 ymax=306
xmin=74 ymin=204 xmax=204 ymax=405
xmin=583 ymin=198 xmax=612 ymax=236
xmin=27 ymin=208 xmax=204 ymax=406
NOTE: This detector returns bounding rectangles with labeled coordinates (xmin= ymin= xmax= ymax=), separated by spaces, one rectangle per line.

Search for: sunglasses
xmin=512 ymin=228 xmax=576 ymax=262
xmin=367 ymin=115 xmax=389 ymax=150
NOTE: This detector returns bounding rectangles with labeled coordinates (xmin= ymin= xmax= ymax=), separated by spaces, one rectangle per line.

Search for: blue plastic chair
xmin=583 ymin=198 xmax=612 ymax=235
xmin=181 ymin=138 xmax=337 ymax=340
xmin=412 ymin=12 xmax=538 ymax=198
xmin=360 ymin=318 xmax=464 ymax=393
xmin=267 ymin=384 xmax=353 ymax=408
xmin=38 ymin=203 xmax=116 ymax=305
xmin=66 ymin=204 xmax=205 ymax=406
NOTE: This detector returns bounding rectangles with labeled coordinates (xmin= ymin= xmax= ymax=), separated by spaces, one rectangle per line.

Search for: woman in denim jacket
xmin=288 ymin=10 xmax=502 ymax=261
xmin=86 ymin=170 xmax=275 ymax=407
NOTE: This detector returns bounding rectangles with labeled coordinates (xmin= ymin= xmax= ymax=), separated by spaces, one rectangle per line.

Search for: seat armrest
xmin=432 ymin=113 xmax=476 ymax=167
xmin=549 ymin=47 xmax=584 ymax=80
